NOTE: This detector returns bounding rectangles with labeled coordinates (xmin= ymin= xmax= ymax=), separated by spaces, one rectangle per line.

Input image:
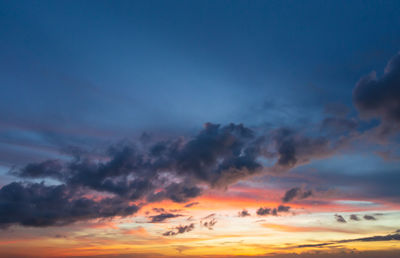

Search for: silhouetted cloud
xmin=277 ymin=205 xmax=291 ymax=212
xmin=350 ymin=214 xmax=360 ymax=221
xmin=162 ymin=223 xmax=195 ymax=236
xmin=5 ymin=122 xmax=341 ymax=228
xmin=353 ymin=52 xmax=400 ymax=135
xmin=0 ymin=182 xmax=139 ymax=227
xmin=363 ymin=215 xmax=377 ymax=221
xmin=298 ymin=233 xmax=400 ymax=248
xmin=152 ymin=208 xmax=166 ymax=213
xmin=148 ymin=213 xmax=182 ymax=223
xmin=201 ymin=217 xmax=217 ymax=230
xmin=184 ymin=202 xmax=199 ymax=208
xmin=321 ymin=117 xmax=358 ymax=135
xmin=271 ymin=128 xmax=333 ymax=169
xmin=256 ymin=207 xmax=271 ymax=216
xmin=238 ymin=209 xmax=251 ymax=217
xmin=256 ymin=205 xmax=291 ymax=216
xmin=282 ymin=187 xmax=313 ymax=203
xmin=13 ymin=160 xmax=63 ymax=179
xmin=334 ymin=214 xmax=347 ymax=223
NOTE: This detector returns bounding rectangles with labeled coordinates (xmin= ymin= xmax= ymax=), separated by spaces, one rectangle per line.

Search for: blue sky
xmin=2 ymin=1 xmax=400 ymax=136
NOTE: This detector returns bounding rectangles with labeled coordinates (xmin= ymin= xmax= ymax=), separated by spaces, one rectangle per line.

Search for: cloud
xmin=350 ymin=214 xmax=360 ymax=221
xmin=201 ymin=217 xmax=217 ymax=230
xmin=0 ymin=182 xmax=139 ymax=228
xmin=152 ymin=208 xmax=165 ymax=213
xmin=271 ymin=128 xmax=333 ymax=169
xmin=256 ymin=207 xmax=271 ymax=216
xmin=12 ymin=160 xmax=63 ymax=179
xmin=162 ymin=223 xmax=195 ymax=236
xmin=148 ymin=213 xmax=182 ymax=223
xmin=5 ymin=122 xmax=342 ymax=228
xmin=363 ymin=215 xmax=377 ymax=221
xmin=277 ymin=205 xmax=291 ymax=212
xmin=298 ymin=232 xmax=400 ymax=248
xmin=184 ymin=202 xmax=199 ymax=208
xmin=256 ymin=205 xmax=291 ymax=216
xmin=321 ymin=117 xmax=358 ymax=135
xmin=334 ymin=214 xmax=347 ymax=223
xmin=238 ymin=209 xmax=251 ymax=217
xmin=282 ymin=187 xmax=313 ymax=203
xmin=353 ymin=52 xmax=400 ymax=135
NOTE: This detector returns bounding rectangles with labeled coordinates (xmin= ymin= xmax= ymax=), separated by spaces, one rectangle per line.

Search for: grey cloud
xmin=256 ymin=207 xmax=271 ymax=216
xmin=201 ymin=218 xmax=217 ymax=230
xmin=256 ymin=205 xmax=291 ymax=216
xmin=162 ymin=223 xmax=195 ymax=236
xmin=6 ymin=122 xmax=342 ymax=228
xmin=238 ymin=209 xmax=251 ymax=217
xmin=152 ymin=208 xmax=165 ymax=213
xmin=298 ymin=233 xmax=400 ymax=248
xmin=334 ymin=214 xmax=347 ymax=223
xmin=353 ymin=52 xmax=400 ymax=134
xmin=148 ymin=213 xmax=182 ymax=223
xmin=0 ymin=182 xmax=139 ymax=228
xmin=282 ymin=187 xmax=313 ymax=203
xmin=13 ymin=160 xmax=63 ymax=180
xmin=277 ymin=205 xmax=291 ymax=212
xmin=184 ymin=202 xmax=199 ymax=208
xmin=363 ymin=215 xmax=377 ymax=221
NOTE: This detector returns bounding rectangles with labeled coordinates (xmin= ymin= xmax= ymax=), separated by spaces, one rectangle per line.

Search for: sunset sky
xmin=1 ymin=1 xmax=400 ymax=257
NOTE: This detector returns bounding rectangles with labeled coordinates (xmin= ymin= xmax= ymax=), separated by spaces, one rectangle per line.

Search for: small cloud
xmin=148 ymin=213 xmax=182 ymax=223
xmin=152 ymin=208 xmax=166 ymax=213
xmin=184 ymin=202 xmax=199 ymax=208
xmin=238 ymin=209 xmax=251 ymax=217
xmin=277 ymin=205 xmax=291 ymax=212
xmin=350 ymin=214 xmax=361 ymax=221
xmin=202 ymin=213 xmax=216 ymax=220
xmin=335 ymin=214 xmax=347 ymax=223
xmin=256 ymin=207 xmax=271 ymax=216
xmin=257 ymin=205 xmax=291 ymax=216
xmin=364 ymin=215 xmax=377 ymax=221
xmin=282 ymin=187 xmax=312 ymax=203
xmin=163 ymin=223 xmax=195 ymax=236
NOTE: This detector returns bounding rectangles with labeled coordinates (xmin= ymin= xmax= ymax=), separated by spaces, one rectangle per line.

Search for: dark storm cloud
xmin=282 ymin=187 xmax=313 ymax=203
xmin=271 ymin=128 xmax=333 ymax=169
xmin=13 ymin=160 xmax=64 ymax=179
xmin=171 ymin=123 xmax=263 ymax=187
xmin=147 ymin=182 xmax=202 ymax=203
xmin=162 ymin=223 xmax=195 ymax=236
xmin=238 ymin=209 xmax=251 ymax=217
xmin=353 ymin=52 xmax=400 ymax=134
xmin=148 ymin=213 xmax=182 ymax=223
xmin=297 ymin=232 xmax=400 ymax=248
xmin=0 ymin=182 xmax=139 ymax=228
xmin=334 ymin=214 xmax=347 ymax=223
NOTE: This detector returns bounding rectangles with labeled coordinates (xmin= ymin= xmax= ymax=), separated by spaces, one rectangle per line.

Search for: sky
xmin=0 ymin=0 xmax=400 ymax=257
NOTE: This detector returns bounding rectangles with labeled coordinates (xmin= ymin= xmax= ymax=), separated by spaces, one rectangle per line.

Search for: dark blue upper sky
xmin=1 ymin=0 xmax=400 ymax=166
